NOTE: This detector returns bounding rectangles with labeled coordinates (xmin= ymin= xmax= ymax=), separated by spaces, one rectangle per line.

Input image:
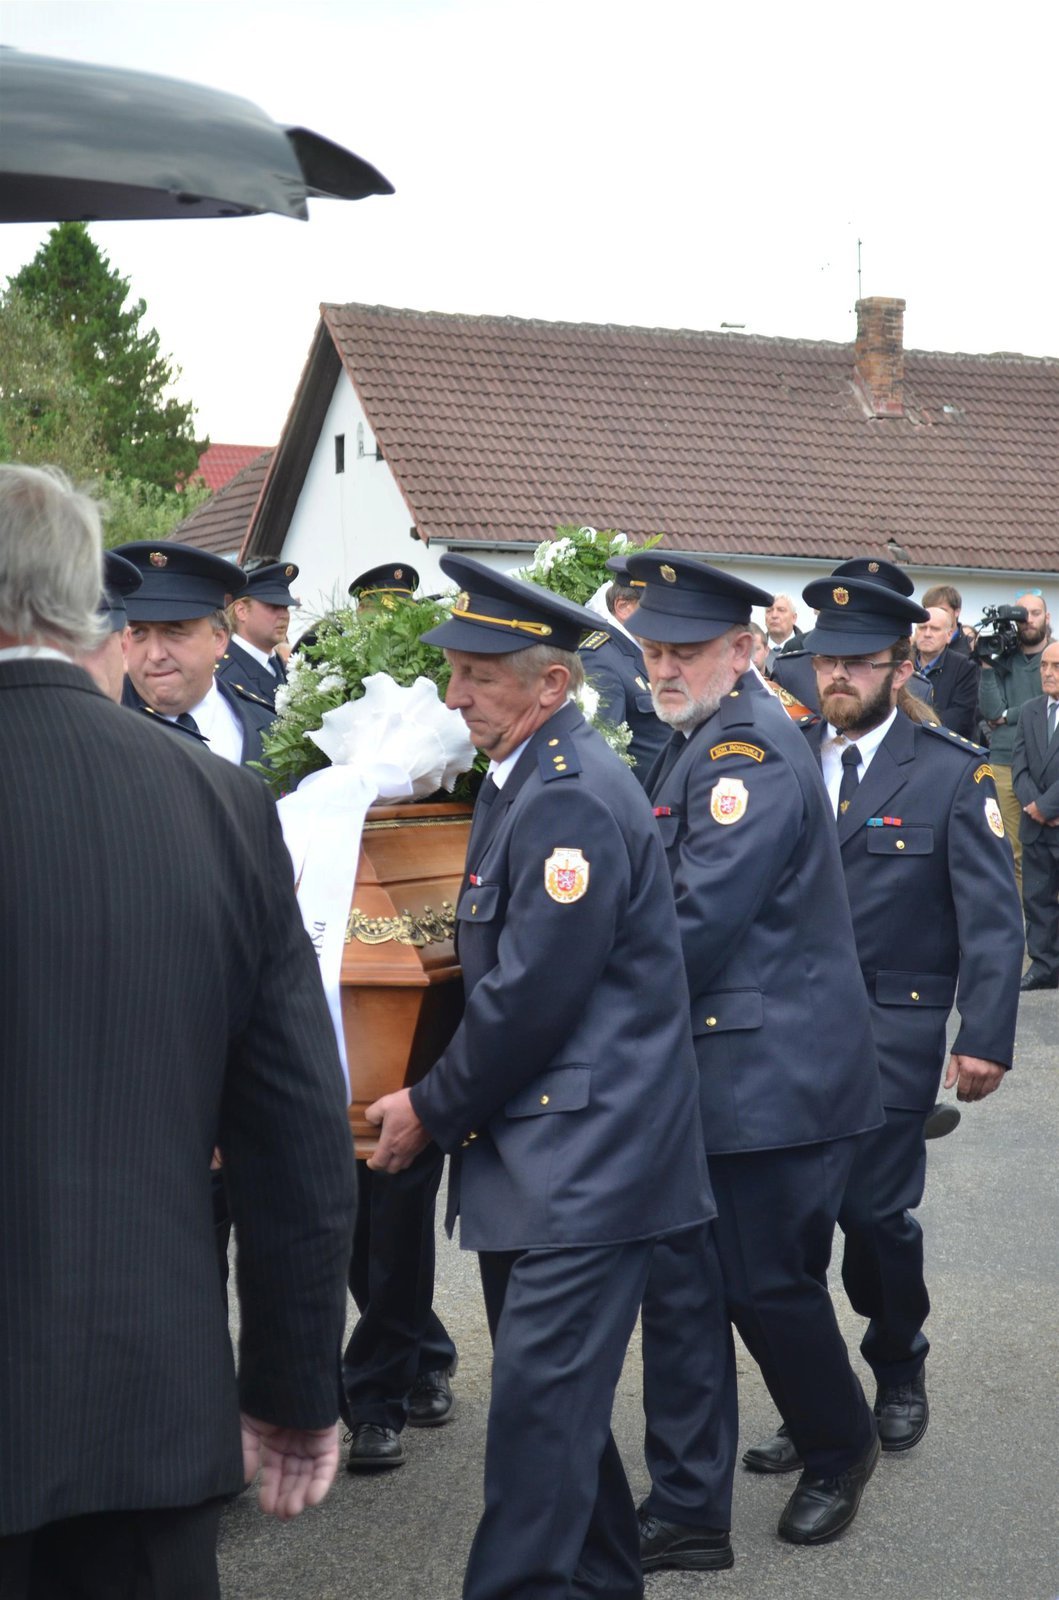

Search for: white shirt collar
xmin=820 ymin=707 xmax=898 ymax=818
xmin=164 ymin=680 xmax=244 ymax=764
xmin=488 ymin=737 xmax=531 ymax=790
xmin=232 ymin=634 xmax=273 ymax=670
xmin=0 ymin=645 xmax=74 ymax=664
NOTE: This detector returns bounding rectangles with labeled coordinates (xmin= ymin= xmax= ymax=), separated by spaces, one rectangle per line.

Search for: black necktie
xmin=175 ymin=712 xmax=201 ymax=737
xmin=467 ymin=775 xmax=500 ymax=859
xmin=648 ymin=730 xmax=687 ymax=797
xmin=269 ymin=654 xmax=287 ymax=683
xmin=838 ymin=743 xmax=861 ymax=817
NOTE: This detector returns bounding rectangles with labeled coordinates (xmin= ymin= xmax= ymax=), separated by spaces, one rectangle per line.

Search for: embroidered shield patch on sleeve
xmin=710 ymin=777 xmax=749 ymax=825
xmin=545 ymin=847 xmax=590 ymax=903
xmin=984 ymin=797 xmax=1005 ymax=838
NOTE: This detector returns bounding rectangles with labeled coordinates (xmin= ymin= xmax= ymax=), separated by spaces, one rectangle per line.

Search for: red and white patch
xmin=710 ymin=777 xmax=748 ymax=826
xmin=544 ymin=847 xmax=590 ymax=903
xmin=985 ymin=797 xmax=1005 ymax=838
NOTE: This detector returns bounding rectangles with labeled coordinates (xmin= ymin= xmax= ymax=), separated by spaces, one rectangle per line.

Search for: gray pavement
xmin=218 ymin=994 xmax=1059 ymax=1600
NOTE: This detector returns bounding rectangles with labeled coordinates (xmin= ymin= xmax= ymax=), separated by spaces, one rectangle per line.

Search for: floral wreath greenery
xmin=257 ymin=525 xmax=664 ymax=796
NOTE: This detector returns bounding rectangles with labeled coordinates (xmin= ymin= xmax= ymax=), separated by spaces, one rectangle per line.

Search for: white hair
xmin=0 ymin=465 xmax=107 ymax=652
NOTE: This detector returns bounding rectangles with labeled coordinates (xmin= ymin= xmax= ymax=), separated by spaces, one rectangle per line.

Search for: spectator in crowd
xmin=1011 ymin=639 xmax=1059 ymax=990
xmin=913 ymin=606 xmax=980 ymax=739
xmin=921 ymin=584 xmax=972 ymax=657
xmin=0 ymin=465 xmax=355 ymax=1598
xmin=978 ymin=591 xmax=1053 ymax=895
xmin=748 ymin=620 xmax=769 ymax=673
xmin=763 ymin=593 xmax=804 ymax=671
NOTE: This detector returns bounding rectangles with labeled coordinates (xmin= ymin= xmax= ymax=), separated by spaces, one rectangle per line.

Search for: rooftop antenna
xmin=857 ymin=238 xmax=863 ymax=300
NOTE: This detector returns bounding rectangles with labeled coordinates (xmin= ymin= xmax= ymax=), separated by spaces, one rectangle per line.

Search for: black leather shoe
xmin=639 ymin=1513 xmax=734 ymax=1572
xmin=777 ymin=1433 xmax=880 ymax=1545
xmin=1020 ymin=971 xmax=1058 ymax=991
xmin=742 ymin=1422 xmax=803 ymax=1474
xmin=345 ymin=1422 xmax=405 ymax=1471
xmin=924 ymin=1102 xmax=961 ymax=1140
xmin=874 ymin=1369 xmax=928 ymax=1451
xmin=407 ymin=1367 xmax=454 ymax=1428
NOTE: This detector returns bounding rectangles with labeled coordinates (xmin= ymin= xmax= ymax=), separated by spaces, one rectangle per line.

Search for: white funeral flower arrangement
xmin=308 ymin=674 xmax=476 ymax=801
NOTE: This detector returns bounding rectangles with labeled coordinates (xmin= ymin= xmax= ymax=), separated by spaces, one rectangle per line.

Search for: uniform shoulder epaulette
xmin=227 ymin=681 xmax=274 ymax=710
xmin=921 ymin=722 xmax=988 ymax=757
xmin=579 ymin=629 xmax=611 ymax=651
xmin=538 ymin=732 xmax=582 ymax=782
xmin=718 ymin=689 xmax=756 ymax=729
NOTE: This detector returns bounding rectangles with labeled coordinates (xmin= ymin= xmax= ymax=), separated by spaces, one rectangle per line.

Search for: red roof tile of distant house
xmin=195 ymin=443 xmax=271 ymax=494
xmin=175 ymin=449 xmax=273 ymax=558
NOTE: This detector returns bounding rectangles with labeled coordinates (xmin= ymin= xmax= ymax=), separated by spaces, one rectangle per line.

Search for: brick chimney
xmin=853 ymin=296 xmax=905 ymax=418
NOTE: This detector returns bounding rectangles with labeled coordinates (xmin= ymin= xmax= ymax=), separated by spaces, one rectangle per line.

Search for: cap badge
xmin=149 ymin=551 xmax=168 ymax=568
xmin=544 ymin=847 xmax=590 ymax=904
xmin=660 ymin=564 xmax=677 ymax=584
xmin=454 ymin=591 xmax=470 ymax=614
xmin=394 ymin=568 xmax=403 ymax=581
xmin=284 ymin=564 xmax=295 ymax=577
xmin=833 ymin=586 xmax=850 ymax=606
xmin=868 ymin=561 xmax=880 ymax=573
xmin=709 ymin=776 xmax=748 ymax=826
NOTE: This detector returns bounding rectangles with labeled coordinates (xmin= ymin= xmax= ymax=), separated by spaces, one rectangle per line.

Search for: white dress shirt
xmin=820 ymin=708 xmax=897 ymax=819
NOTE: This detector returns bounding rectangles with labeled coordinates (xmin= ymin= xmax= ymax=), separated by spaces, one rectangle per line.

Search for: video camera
xmin=972 ymin=604 xmax=1028 ymax=666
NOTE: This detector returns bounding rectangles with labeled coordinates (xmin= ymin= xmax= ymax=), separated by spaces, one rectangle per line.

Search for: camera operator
xmin=977 ymin=591 xmax=1053 ymax=893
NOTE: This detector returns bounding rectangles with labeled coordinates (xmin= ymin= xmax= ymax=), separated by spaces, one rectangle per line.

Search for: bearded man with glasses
xmin=744 ymin=575 xmax=1023 ymax=1479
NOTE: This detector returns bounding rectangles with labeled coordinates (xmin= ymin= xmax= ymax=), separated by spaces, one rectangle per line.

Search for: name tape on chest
xmin=709 ymin=741 xmax=765 ymax=763
xmin=544 ymin=847 xmax=590 ymax=903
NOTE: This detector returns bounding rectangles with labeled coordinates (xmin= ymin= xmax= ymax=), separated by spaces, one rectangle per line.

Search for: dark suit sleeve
xmin=947 ymin=763 xmax=1023 ymax=1068
xmin=582 ymin=651 xmax=628 ymax=728
xmin=220 ymin=786 xmax=355 ymax=1429
xmin=411 ymin=783 xmax=631 ymax=1148
xmin=670 ymin=741 xmax=805 ymax=991
xmin=941 ymin=655 xmax=980 ymax=740
xmin=1011 ymin=716 xmax=1035 ymax=806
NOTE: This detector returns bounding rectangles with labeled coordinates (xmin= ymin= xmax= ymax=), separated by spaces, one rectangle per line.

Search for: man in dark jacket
xmin=913 ymin=605 xmax=979 ymax=739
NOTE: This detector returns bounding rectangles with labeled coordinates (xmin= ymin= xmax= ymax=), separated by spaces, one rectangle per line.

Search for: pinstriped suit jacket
xmin=0 ymin=659 xmax=355 ymax=1536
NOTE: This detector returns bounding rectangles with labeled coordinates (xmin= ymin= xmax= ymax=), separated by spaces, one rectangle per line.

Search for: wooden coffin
xmin=342 ymin=800 xmax=470 ymax=1154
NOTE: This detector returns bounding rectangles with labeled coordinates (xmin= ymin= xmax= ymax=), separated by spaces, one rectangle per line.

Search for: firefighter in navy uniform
xmin=620 ymin=550 xmax=885 ymax=1561
xmin=117 ymin=542 xmax=275 ymax=768
xmin=578 ymin=560 xmax=668 ymax=786
xmin=744 ymin=575 xmax=1022 ymax=1473
xmin=215 ymin=561 xmax=298 ymax=713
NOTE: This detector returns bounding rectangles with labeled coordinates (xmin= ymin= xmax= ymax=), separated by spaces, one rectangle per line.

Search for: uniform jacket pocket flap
xmin=866 ymin=827 xmax=933 ymax=856
xmin=874 ymin=970 xmax=956 ymax=1007
xmin=504 ymin=1066 xmax=591 ymax=1118
xmin=456 ymin=884 xmax=500 ymax=922
xmin=691 ymin=988 xmax=764 ymax=1036
xmin=635 ymin=692 xmax=656 ymax=714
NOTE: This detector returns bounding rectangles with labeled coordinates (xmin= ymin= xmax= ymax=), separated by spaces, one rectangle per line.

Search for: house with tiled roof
xmin=240 ymin=299 xmax=1059 ymax=626
xmin=194 ymin=442 xmax=271 ymax=494
xmin=174 ymin=448 xmax=272 ymax=559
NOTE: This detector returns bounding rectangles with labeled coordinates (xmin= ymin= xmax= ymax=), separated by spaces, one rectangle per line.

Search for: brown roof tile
xmin=173 ymin=449 xmax=273 ymax=557
xmin=250 ymin=304 xmax=1059 ymax=573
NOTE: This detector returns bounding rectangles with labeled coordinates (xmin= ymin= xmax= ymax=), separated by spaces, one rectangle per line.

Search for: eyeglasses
xmin=812 ymin=655 xmax=896 ymax=679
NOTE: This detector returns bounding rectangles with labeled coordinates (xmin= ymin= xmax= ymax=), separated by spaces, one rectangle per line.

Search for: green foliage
xmin=522 ymin=523 xmax=662 ymax=605
xmin=0 ymin=287 xmax=106 ymax=480
xmin=98 ymin=473 xmax=211 ymax=550
xmin=256 ymin=595 xmax=486 ymax=799
xmin=8 ymin=223 xmax=204 ymax=491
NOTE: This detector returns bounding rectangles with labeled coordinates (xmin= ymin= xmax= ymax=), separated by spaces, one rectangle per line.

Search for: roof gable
xmin=247 ymin=303 xmax=1059 ymax=573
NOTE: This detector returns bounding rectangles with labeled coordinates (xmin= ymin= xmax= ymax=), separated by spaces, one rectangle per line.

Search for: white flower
xmin=274 ymin=683 xmax=292 ymax=714
xmin=316 ymin=673 xmax=345 ymax=695
xmin=578 ymin=525 xmax=598 ymax=541
xmin=575 ymin=682 xmax=601 ymax=721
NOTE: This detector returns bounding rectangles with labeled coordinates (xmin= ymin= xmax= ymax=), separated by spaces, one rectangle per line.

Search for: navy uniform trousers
xmin=469 ymin=1242 xmax=655 ymax=1600
xmin=341 ymin=1146 xmax=457 ymax=1432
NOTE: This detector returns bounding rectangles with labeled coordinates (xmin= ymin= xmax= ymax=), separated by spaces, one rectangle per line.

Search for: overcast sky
xmin=2 ymin=0 xmax=1056 ymax=446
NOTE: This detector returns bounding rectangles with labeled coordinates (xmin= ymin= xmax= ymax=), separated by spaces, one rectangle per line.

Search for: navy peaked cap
xmin=829 ymin=556 xmax=915 ymax=596
xmin=241 ymin=561 xmax=299 ymax=605
xmin=116 ymin=541 xmax=246 ymax=621
xmin=100 ymin=551 xmax=142 ymax=632
xmin=801 ymin=576 xmax=929 ymax=655
xmin=619 ymin=552 xmax=773 ymax=643
xmin=349 ymin=562 xmax=419 ymax=599
xmin=422 ymin=554 xmax=601 ymax=654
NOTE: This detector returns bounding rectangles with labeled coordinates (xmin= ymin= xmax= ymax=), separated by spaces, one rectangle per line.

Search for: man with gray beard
xmin=620 ymin=554 xmax=885 ymax=1566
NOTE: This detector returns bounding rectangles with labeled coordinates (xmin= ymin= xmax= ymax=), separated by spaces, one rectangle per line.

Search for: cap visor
xmin=801 ymin=624 xmax=905 ymax=656
xmin=420 ymin=617 xmax=537 ymax=653
xmin=626 ymin=611 xmax=737 ymax=645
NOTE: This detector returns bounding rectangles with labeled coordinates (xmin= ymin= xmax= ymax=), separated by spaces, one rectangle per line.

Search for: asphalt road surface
xmin=219 ymin=992 xmax=1058 ymax=1600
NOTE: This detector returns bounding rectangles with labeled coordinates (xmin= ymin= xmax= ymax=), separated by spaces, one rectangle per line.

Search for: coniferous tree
xmin=9 ymin=222 xmax=204 ymax=491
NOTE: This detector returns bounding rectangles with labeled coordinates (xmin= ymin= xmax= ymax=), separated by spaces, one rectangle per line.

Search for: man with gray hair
xmin=0 ymin=465 xmax=355 ymax=1597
